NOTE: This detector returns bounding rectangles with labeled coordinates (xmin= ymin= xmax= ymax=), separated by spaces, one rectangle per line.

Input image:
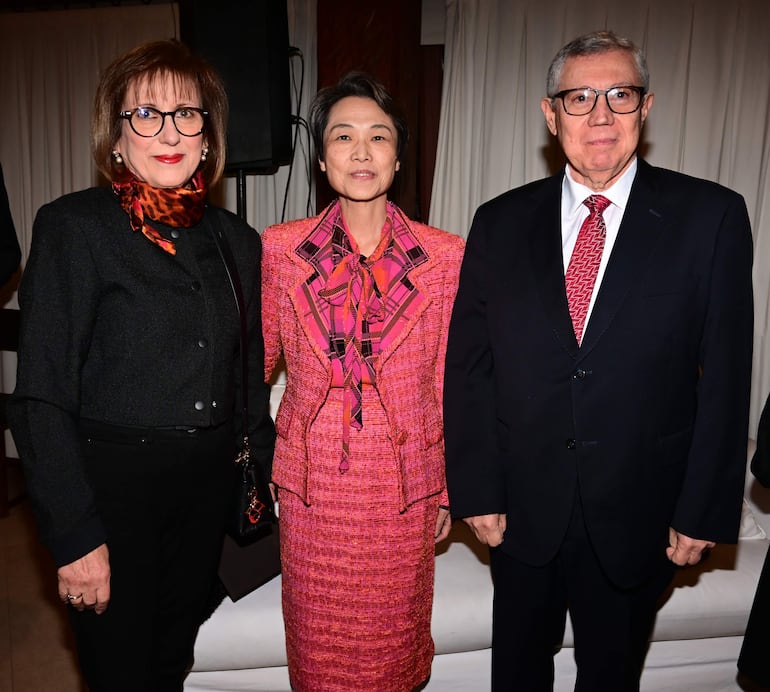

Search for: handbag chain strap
xmin=208 ymin=220 xmax=249 ymax=449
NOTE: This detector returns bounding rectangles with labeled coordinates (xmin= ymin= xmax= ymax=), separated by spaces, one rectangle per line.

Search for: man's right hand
xmin=463 ymin=513 xmax=507 ymax=547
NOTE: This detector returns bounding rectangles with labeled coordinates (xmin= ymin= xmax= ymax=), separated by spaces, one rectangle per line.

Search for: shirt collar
xmin=563 ymin=157 xmax=638 ymax=214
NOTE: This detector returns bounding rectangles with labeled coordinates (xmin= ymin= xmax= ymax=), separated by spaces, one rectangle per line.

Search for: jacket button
xmin=197 ymin=338 xmax=208 ymax=348
xmin=395 ymin=430 xmax=408 ymax=445
xmin=191 ymin=281 xmax=201 ymax=292
xmin=566 ymin=439 xmax=576 ymax=450
xmin=170 ymin=229 xmax=180 ymax=239
xmin=572 ymin=369 xmax=586 ymax=380
xmin=194 ymin=400 xmax=205 ymax=411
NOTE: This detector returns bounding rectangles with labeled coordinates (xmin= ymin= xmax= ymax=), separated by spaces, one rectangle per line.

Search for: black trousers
xmin=738 ymin=543 xmax=770 ymax=687
xmin=68 ymin=419 xmax=234 ymax=692
xmin=490 ymin=494 xmax=674 ymax=692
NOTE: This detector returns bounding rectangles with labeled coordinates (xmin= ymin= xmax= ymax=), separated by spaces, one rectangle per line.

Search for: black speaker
xmin=180 ymin=0 xmax=293 ymax=173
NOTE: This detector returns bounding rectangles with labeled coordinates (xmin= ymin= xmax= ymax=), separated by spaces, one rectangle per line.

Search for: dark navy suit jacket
xmin=444 ymin=159 xmax=754 ymax=588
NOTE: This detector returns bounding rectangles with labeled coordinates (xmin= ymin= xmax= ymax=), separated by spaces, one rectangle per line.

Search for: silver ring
xmin=66 ymin=593 xmax=83 ymax=601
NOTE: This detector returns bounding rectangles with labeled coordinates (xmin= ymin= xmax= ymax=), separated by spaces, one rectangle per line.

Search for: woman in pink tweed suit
xmin=261 ymin=73 xmax=464 ymax=691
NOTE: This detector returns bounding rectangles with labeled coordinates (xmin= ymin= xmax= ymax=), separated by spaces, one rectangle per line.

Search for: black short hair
xmin=308 ymin=71 xmax=408 ymax=164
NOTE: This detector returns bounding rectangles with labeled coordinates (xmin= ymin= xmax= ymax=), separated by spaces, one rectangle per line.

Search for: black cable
xmin=281 ymin=47 xmax=306 ymax=223
xmin=291 ymin=115 xmax=314 ymax=217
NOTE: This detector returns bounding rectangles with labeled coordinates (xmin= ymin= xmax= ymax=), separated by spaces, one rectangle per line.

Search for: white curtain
xmin=0 ymin=4 xmax=180 ymax=270
xmin=0 ymin=1 xmax=316 ymax=447
xmin=430 ymin=0 xmax=770 ymax=430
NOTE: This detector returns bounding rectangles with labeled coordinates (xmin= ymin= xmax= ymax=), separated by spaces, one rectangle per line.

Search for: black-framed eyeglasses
xmin=119 ymin=106 xmax=208 ymax=137
xmin=553 ymin=86 xmax=646 ymax=116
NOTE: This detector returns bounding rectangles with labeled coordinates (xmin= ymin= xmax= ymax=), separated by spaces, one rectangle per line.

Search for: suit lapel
xmin=376 ymin=214 xmax=434 ymax=370
xmin=579 ymin=160 xmax=668 ymax=356
xmin=376 ymin=262 xmax=433 ymax=371
xmin=528 ymin=175 xmax=580 ymax=356
xmin=285 ymin=210 xmax=335 ymax=374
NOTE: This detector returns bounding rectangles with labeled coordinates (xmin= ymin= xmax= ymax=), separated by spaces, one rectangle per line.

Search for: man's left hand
xmin=666 ymin=528 xmax=715 ymax=566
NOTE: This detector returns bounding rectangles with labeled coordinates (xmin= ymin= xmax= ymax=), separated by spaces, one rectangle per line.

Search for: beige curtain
xmin=429 ymin=0 xmax=770 ymax=431
xmin=0 ymin=5 xmax=180 ymax=269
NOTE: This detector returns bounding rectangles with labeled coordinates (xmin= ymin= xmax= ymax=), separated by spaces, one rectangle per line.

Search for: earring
xmin=112 ymin=150 xmax=123 ymax=165
xmin=201 ymin=148 xmax=208 ymax=162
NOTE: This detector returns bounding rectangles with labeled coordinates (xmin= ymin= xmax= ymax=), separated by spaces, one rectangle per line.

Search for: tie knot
xmin=584 ymin=194 xmax=611 ymax=215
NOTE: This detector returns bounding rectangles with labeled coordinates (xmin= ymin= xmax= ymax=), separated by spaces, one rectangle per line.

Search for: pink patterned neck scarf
xmin=295 ymin=200 xmax=428 ymax=472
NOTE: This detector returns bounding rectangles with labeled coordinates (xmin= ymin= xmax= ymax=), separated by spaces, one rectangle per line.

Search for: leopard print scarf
xmin=112 ymin=171 xmax=207 ymax=255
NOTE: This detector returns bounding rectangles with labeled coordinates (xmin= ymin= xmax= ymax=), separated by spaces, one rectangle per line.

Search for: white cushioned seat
xmin=188 ymin=447 xmax=770 ymax=692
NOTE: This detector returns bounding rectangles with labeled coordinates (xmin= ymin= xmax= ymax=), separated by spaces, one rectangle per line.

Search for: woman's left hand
xmin=434 ymin=506 xmax=452 ymax=543
xmin=58 ymin=543 xmax=111 ymax=614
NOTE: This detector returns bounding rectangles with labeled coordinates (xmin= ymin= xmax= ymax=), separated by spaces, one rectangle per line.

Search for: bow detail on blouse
xmin=318 ymin=242 xmax=391 ymax=472
xmin=319 ymin=252 xmax=387 ymax=323
xmin=293 ymin=200 xmax=429 ymax=474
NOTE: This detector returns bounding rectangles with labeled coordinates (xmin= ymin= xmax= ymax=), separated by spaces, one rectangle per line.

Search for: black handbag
xmin=228 ymin=435 xmax=276 ymax=541
xmin=209 ymin=222 xmax=281 ymax=600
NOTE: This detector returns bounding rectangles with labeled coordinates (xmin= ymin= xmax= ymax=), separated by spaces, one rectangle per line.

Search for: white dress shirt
xmin=560 ymin=158 xmax=638 ymax=331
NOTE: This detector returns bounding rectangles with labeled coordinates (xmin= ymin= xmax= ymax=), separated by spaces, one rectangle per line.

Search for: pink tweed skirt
xmin=278 ymin=387 xmax=438 ymax=692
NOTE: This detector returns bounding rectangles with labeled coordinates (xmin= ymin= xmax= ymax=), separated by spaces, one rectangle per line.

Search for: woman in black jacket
xmin=9 ymin=39 xmax=274 ymax=691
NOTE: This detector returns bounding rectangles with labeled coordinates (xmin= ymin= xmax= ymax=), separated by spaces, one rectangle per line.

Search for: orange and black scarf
xmin=112 ymin=171 xmax=207 ymax=255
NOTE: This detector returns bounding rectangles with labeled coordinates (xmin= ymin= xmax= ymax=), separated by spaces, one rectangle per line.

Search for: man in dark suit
xmin=443 ymin=30 xmax=754 ymax=692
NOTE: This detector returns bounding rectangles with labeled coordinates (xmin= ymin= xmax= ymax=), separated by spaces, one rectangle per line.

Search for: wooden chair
xmin=0 ymin=307 xmax=21 ymax=517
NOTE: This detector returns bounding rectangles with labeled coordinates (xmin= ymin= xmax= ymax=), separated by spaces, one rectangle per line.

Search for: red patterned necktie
xmin=565 ymin=194 xmax=611 ymax=345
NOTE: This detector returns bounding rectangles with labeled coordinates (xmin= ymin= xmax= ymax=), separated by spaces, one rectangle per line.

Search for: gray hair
xmin=546 ymin=30 xmax=650 ymax=98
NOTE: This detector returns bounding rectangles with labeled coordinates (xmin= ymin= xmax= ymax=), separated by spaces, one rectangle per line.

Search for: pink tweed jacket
xmin=262 ymin=205 xmax=465 ymax=510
